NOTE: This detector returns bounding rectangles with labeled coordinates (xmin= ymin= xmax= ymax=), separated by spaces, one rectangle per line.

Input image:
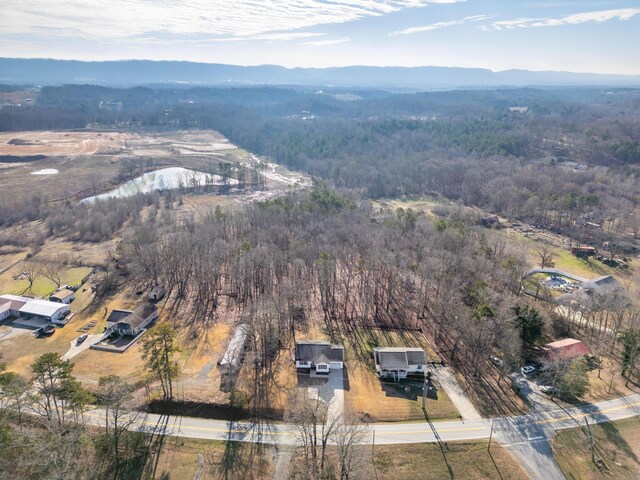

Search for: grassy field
xmin=150 ymin=437 xmax=275 ymax=480
xmin=289 ymin=441 xmax=528 ymax=479
xmin=552 ymin=417 xmax=640 ymax=479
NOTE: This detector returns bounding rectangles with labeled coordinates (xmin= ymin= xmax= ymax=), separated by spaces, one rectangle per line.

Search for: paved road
xmin=82 ymin=393 xmax=640 ymax=447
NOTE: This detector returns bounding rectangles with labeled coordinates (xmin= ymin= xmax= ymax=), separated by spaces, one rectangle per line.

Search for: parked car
xmin=521 ymin=365 xmax=536 ymax=375
xmin=539 ymin=385 xmax=557 ymax=395
xmin=41 ymin=325 xmax=55 ymax=336
xmin=76 ymin=334 xmax=88 ymax=344
xmin=490 ymin=356 xmax=503 ymax=367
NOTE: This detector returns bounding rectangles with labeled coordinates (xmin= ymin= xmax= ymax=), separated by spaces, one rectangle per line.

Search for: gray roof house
xmin=106 ymin=303 xmax=158 ymax=337
xmin=295 ymin=340 xmax=344 ymax=373
xmin=374 ymin=347 xmax=428 ymax=381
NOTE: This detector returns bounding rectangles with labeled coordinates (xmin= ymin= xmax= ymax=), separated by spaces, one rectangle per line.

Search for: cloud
xmin=0 ymin=0 xmax=463 ymax=42
xmin=304 ymin=37 xmax=352 ymax=47
xmin=480 ymin=8 xmax=640 ymax=32
xmin=389 ymin=14 xmax=491 ymax=35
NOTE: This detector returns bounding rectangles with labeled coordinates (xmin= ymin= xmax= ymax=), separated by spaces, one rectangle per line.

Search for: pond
xmin=82 ymin=167 xmax=238 ymax=203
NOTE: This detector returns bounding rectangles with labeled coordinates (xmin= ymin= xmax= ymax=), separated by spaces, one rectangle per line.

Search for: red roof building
xmin=538 ymin=338 xmax=589 ymax=365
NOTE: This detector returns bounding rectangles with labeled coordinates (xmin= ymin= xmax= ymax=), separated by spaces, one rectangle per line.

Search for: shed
xmin=148 ymin=286 xmax=165 ymax=301
xmin=49 ymin=288 xmax=75 ymax=304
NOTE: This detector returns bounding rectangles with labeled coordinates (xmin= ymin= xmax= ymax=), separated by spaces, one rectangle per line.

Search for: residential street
xmin=82 ymin=393 xmax=640 ymax=479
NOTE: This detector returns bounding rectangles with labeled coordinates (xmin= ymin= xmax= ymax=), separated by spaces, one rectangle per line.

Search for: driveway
xmin=307 ymin=369 xmax=345 ymax=426
xmin=62 ymin=333 xmax=103 ymax=360
xmin=513 ymin=372 xmax=557 ymax=412
xmin=431 ymin=367 xmax=482 ymax=420
xmin=0 ymin=324 xmax=32 ymax=342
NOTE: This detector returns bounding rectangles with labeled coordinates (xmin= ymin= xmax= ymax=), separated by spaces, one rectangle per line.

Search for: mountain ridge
xmin=1 ymin=58 xmax=639 ymax=89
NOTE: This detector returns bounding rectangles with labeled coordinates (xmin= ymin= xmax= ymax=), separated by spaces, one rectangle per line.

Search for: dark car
xmin=77 ymin=334 xmax=88 ymax=344
xmin=41 ymin=325 xmax=55 ymax=336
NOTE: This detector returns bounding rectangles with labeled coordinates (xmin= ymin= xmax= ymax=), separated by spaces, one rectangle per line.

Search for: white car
xmin=521 ymin=365 xmax=536 ymax=375
xmin=490 ymin=356 xmax=503 ymax=367
xmin=539 ymin=385 xmax=556 ymax=394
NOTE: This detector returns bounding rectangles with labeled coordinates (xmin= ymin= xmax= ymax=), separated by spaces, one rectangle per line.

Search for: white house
xmin=49 ymin=288 xmax=75 ymax=304
xmin=0 ymin=301 xmax=12 ymax=321
xmin=106 ymin=303 xmax=158 ymax=336
xmin=373 ymin=347 xmax=428 ymax=381
xmin=295 ymin=340 xmax=344 ymax=373
xmin=0 ymin=294 xmax=30 ymax=318
xmin=18 ymin=299 xmax=70 ymax=325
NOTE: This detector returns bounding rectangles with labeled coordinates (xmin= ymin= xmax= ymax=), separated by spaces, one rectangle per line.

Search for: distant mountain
xmin=1 ymin=58 xmax=639 ymax=89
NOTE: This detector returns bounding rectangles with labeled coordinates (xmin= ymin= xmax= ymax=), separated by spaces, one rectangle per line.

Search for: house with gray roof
xmin=373 ymin=347 xmax=428 ymax=381
xmin=295 ymin=340 xmax=344 ymax=373
xmin=106 ymin=303 xmax=158 ymax=336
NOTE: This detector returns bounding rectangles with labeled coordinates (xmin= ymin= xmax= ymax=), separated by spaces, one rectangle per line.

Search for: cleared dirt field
xmin=0 ymin=129 xmax=308 ymax=203
xmin=0 ymin=131 xmax=128 ymax=156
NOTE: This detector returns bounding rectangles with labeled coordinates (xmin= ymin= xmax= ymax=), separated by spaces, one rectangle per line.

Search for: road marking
xmin=534 ymin=401 xmax=640 ymax=425
xmin=526 ymin=435 xmax=544 ymax=441
xmin=81 ymin=398 xmax=640 ymax=441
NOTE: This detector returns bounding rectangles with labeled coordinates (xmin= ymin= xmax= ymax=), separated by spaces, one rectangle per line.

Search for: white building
xmin=219 ymin=324 xmax=250 ymax=375
xmin=18 ymin=299 xmax=70 ymax=325
xmin=373 ymin=347 xmax=428 ymax=381
xmin=49 ymin=288 xmax=75 ymax=304
xmin=295 ymin=340 xmax=344 ymax=373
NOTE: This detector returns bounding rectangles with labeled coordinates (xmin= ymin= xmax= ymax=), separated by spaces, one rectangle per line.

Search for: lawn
xmin=552 ymin=417 xmax=640 ymax=479
xmin=149 ymin=437 xmax=275 ymax=480
xmin=343 ymin=328 xmax=460 ymax=422
xmin=0 ymin=259 xmax=92 ymax=298
xmin=288 ymin=441 xmax=529 ymax=480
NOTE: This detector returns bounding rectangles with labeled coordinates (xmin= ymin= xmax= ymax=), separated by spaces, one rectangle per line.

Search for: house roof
xmin=0 ymin=301 xmax=11 ymax=314
xmin=118 ymin=303 xmax=157 ymax=330
xmin=220 ymin=324 xmax=250 ymax=367
xmin=374 ymin=347 xmax=428 ymax=369
xmin=580 ymin=275 xmax=618 ymax=292
xmin=539 ymin=338 xmax=589 ymax=363
xmin=295 ymin=340 xmax=344 ymax=363
xmin=107 ymin=309 xmax=132 ymax=324
xmin=18 ymin=299 xmax=68 ymax=318
xmin=50 ymin=289 xmax=74 ymax=300
xmin=0 ymin=294 xmax=29 ymax=311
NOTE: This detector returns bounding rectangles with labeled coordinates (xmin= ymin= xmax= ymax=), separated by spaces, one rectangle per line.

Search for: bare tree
xmin=285 ymin=388 xmax=340 ymax=479
xmin=535 ymin=245 xmax=556 ymax=269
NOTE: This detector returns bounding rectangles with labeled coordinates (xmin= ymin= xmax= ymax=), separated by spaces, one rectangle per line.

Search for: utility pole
xmin=487 ymin=418 xmax=495 ymax=452
xmin=422 ymin=373 xmax=428 ymax=412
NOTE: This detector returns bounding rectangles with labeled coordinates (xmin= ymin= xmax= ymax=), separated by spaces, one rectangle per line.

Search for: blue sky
xmin=1 ymin=0 xmax=639 ymax=74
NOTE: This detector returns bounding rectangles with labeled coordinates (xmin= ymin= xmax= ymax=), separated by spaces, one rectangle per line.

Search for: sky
xmin=1 ymin=0 xmax=639 ymax=74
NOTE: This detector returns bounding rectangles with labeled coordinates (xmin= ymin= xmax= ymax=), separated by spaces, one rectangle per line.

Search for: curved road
xmin=83 ymin=393 xmax=640 ymax=479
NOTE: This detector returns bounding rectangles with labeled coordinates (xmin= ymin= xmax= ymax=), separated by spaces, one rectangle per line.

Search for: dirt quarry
xmin=0 ymin=130 xmax=238 ymax=158
xmin=0 ymin=131 xmax=129 ymax=156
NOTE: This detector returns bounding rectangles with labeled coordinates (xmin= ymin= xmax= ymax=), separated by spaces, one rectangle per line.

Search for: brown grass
xmin=289 ymin=442 xmax=529 ymax=480
xmin=150 ymin=437 xmax=274 ymax=480
xmin=552 ymin=417 xmax=640 ymax=479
